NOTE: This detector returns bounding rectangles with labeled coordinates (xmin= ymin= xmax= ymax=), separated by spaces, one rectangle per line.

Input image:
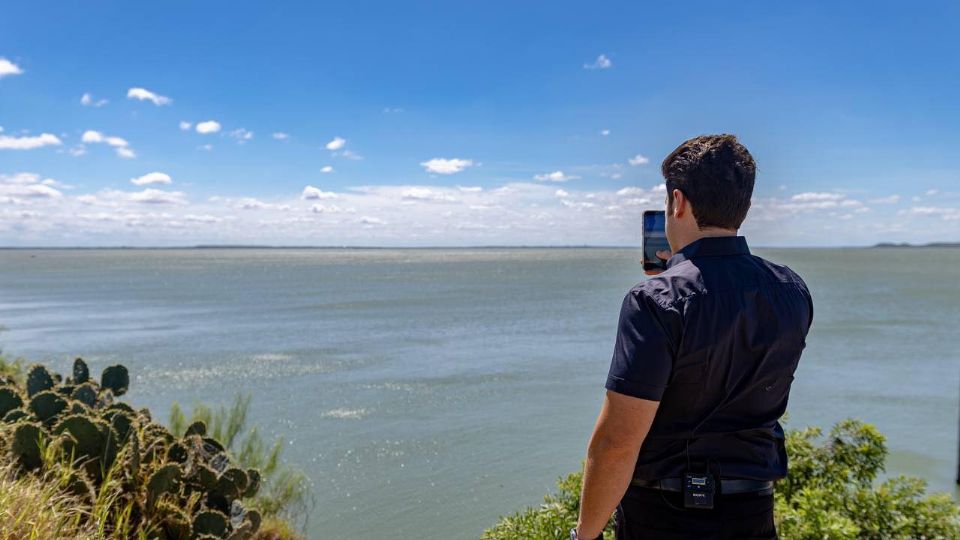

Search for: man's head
xmin=661 ymin=134 xmax=756 ymax=251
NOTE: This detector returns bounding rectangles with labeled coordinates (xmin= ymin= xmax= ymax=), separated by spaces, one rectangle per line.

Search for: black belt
xmin=631 ymin=477 xmax=774 ymax=496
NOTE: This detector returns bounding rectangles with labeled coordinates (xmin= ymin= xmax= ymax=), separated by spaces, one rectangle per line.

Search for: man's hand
xmin=643 ymin=249 xmax=673 ymax=276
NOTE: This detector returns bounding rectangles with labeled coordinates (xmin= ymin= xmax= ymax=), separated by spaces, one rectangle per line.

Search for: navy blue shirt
xmin=606 ymin=236 xmax=813 ymax=481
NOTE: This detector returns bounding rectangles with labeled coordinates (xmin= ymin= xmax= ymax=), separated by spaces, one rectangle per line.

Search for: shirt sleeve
xmin=605 ymin=288 xmax=680 ymax=401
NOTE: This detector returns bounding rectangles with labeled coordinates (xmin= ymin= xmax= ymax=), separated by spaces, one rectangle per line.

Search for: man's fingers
xmin=656 ymin=250 xmax=672 ymax=260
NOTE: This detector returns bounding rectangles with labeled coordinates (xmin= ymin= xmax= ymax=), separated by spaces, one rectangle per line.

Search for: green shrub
xmin=483 ymin=419 xmax=960 ymax=540
xmin=0 ymin=358 xmax=267 ymax=539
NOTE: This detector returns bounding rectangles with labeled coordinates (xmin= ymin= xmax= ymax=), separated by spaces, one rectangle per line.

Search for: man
xmin=572 ymin=134 xmax=813 ymax=540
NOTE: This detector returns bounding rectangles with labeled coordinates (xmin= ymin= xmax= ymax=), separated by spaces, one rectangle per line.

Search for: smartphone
xmin=642 ymin=210 xmax=670 ymax=272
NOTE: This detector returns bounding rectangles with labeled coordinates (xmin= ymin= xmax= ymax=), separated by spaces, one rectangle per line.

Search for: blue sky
xmin=1 ymin=1 xmax=958 ymax=246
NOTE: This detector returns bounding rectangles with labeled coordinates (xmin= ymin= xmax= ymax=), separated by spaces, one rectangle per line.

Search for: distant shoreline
xmin=0 ymin=243 xmax=958 ymax=250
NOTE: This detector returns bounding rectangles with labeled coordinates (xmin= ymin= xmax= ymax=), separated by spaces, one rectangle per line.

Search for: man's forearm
xmin=577 ymin=439 xmax=640 ymax=538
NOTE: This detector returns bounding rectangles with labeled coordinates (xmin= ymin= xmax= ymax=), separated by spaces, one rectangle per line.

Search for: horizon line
xmin=1 ymin=242 xmax=956 ymax=251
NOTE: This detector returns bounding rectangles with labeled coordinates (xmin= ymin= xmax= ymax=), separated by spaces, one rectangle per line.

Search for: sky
xmin=1 ymin=1 xmax=958 ymax=247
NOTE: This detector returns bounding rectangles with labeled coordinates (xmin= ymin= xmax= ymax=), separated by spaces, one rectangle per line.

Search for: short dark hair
xmin=661 ymin=134 xmax=756 ymax=230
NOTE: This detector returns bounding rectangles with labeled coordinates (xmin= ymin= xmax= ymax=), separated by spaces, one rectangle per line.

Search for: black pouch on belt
xmin=683 ymin=472 xmax=716 ymax=510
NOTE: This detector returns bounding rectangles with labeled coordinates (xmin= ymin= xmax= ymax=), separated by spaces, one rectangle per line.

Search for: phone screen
xmin=642 ymin=210 xmax=670 ymax=272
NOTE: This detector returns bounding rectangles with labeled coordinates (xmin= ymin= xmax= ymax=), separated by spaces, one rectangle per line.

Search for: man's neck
xmin=674 ymin=228 xmax=738 ymax=253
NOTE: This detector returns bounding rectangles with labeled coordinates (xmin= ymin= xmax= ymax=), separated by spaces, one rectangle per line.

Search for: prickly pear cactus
xmin=193 ymin=510 xmax=229 ymax=537
xmin=100 ymin=364 xmax=130 ymax=397
xmin=0 ymin=360 xmax=265 ymax=539
xmin=243 ymin=468 xmax=261 ymax=498
xmin=185 ymin=419 xmax=207 ymax=437
xmin=71 ymin=382 xmax=98 ymax=407
xmin=11 ymin=421 xmax=46 ymax=469
xmin=0 ymin=386 xmax=23 ymax=417
xmin=25 ymin=365 xmax=55 ymax=397
xmin=146 ymin=463 xmax=183 ymax=508
xmin=28 ymin=390 xmax=68 ymax=423
xmin=3 ymin=408 xmax=30 ymax=423
xmin=72 ymin=357 xmax=90 ymax=384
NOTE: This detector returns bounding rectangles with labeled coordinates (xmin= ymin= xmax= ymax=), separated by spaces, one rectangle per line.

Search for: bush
xmin=0 ymin=358 xmax=276 ymax=539
xmin=483 ymin=419 xmax=960 ymax=539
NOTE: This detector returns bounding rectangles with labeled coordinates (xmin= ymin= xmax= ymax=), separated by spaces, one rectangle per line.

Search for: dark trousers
xmin=615 ymin=485 xmax=778 ymax=540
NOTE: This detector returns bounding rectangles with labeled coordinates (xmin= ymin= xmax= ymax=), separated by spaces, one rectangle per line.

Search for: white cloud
xmin=616 ymin=187 xmax=646 ymax=197
xmin=130 ymin=172 xmax=173 ymax=186
xmin=80 ymin=93 xmax=108 ymax=107
xmin=421 ymin=158 xmax=474 ymax=175
xmin=868 ymin=195 xmax=901 ymax=204
xmin=179 ymin=121 xmax=192 ymax=131
xmin=236 ymin=198 xmax=268 ymax=210
xmin=337 ymin=149 xmax=362 ymax=160
xmin=198 ymin=144 xmax=213 ymax=152
xmin=302 ymin=185 xmax=338 ymax=200
xmin=533 ymin=170 xmax=579 ymax=182
xmin=126 ymin=87 xmax=172 ymax=106
xmin=228 ymin=128 xmax=254 ymax=143
xmin=0 ymin=173 xmax=64 ymax=200
xmin=584 ymin=54 xmax=612 ymax=70
xmin=791 ymin=192 xmax=844 ymax=202
xmin=325 ymin=137 xmax=346 ymax=150
xmin=0 ymin=133 xmax=62 ymax=150
xmin=0 ymin=58 xmax=24 ymax=78
xmin=401 ymin=187 xmax=458 ymax=202
xmin=311 ymin=204 xmax=345 ymax=214
xmin=925 ymin=189 xmax=940 ymax=196
xmin=601 ymin=129 xmax=610 ymax=136
xmin=652 ymin=183 xmax=666 ymax=192
xmin=321 ymin=166 xmax=334 ymax=174
xmin=196 ymin=121 xmax=221 ymax=134
xmin=907 ymin=206 xmax=960 ymax=220
xmin=184 ymin=214 xmax=222 ymax=223
xmin=128 ymin=188 xmax=187 ymax=204
xmin=82 ymin=130 xmax=134 ymax=158
xmin=458 ymin=186 xmax=482 ymax=193
xmin=554 ymin=189 xmax=570 ymax=198
xmin=361 ymin=216 xmax=386 ymax=225
xmin=272 ymin=132 xmax=289 ymax=140
xmin=628 ymin=154 xmax=650 ymax=166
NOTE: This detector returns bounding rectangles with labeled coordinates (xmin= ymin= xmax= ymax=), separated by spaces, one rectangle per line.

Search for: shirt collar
xmin=666 ymin=235 xmax=750 ymax=268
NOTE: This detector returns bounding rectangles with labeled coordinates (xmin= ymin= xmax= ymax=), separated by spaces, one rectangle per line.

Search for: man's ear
xmin=671 ymin=188 xmax=686 ymax=219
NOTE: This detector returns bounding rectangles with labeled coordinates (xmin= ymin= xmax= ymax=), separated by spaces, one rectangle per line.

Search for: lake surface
xmin=1 ymin=247 xmax=957 ymax=539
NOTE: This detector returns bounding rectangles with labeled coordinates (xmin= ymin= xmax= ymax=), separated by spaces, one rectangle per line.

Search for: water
xmin=0 ymin=247 xmax=957 ymax=539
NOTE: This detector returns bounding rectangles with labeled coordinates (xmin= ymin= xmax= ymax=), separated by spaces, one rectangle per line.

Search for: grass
xmin=0 ymin=461 xmax=98 ymax=539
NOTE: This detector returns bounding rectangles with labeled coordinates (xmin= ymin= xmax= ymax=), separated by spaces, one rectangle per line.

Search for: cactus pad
xmin=29 ymin=391 xmax=68 ymax=423
xmin=12 ymin=422 xmax=46 ymax=469
xmin=72 ymin=358 xmax=90 ymax=384
xmin=3 ymin=408 xmax=31 ymax=423
xmin=70 ymin=383 xmax=98 ymax=407
xmin=193 ymin=510 xmax=229 ymax=537
xmin=53 ymin=414 xmax=104 ymax=458
xmin=243 ymin=468 xmax=261 ymax=498
xmin=221 ymin=467 xmax=249 ymax=496
xmin=185 ymin=420 xmax=207 ymax=437
xmin=25 ymin=365 xmax=55 ymax=397
xmin=146 ymin=463 xmax=183 ymax=507
xmin=100 ymin=364 xmax=129 ymax=396
xmin=166 ymin=441 xmax=189 ymax=463
xmin=0 ymin=386 xmax=23 ymax=417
